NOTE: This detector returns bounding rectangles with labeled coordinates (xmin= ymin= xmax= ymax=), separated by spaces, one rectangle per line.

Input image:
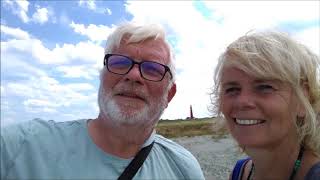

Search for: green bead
xmin=294 ymin=160 xmax=301 ymax=169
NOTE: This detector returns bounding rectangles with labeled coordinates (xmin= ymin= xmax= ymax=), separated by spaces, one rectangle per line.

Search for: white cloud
xmin=79 ymin=0 xmax=96 ymax=10
xmin=125 ymin=1 xmax=226 ymax=119
xmin=293 ymin=27 xmax=320 ymax=55
xmin=1 ymin=24 xmax=102 ymax=124
xmin=51 ymin=42 xmax=104 ymax=64
xmin=24 ymin=105 xmax=58 ymax=114
xmin=56 ymin=65 xmax=99 ymax=80
xmin=2 ymin=0 xmax=13 ymax=6
xmin=106 ymin=8 xmax=112 ymax=15
xmin=32 ymin=6 xmax=49 ymax=24
xmin=78 ymin=0 xmax=110 ymax=14
xmin=6 ymin=75 xmax=97 ymax=112
xmin=65 ymin=83 xmax=95 ymax=91
xmin=16 ymin=0 xmax=30 ymax=23
xmin=3 ymin=0 xmax=55 ymax=25
xmin=124 ymin=1 xmax=320 ymax=120
xmin=0 ymin=25 xmax=31 ymax=39
xmin=3 ymin=0 xmax=30 ymax=23
xmin=6 ymin=83 xmax=35 ymax=98
xmin=204 ymin=1 xmax=319 ymax=23
xmin=1 ymin=1 xmax=318 ymax=124
xmin=59 ymin=13 xmax=71 ymax=25
xmin=42 ymin=107 xmax=58 ymax=113
xmin=2 ymin=38 xmax=65 ymax=64
xmin=0 ymin=86 xmax=6 ymax=107
xmin=24 ymin=99 xmax=60 ymax=108
xmin=1 ymin=18 xmax=7 ymax=25
xmin=70 ymin=21 xmax=115 ymax=42
xmin=2 ymin=50 xmax=98 ymax=118
xmin=0 ymin=116 xmax=17 ymax=127
xmin=1 ymin=52 xmax=48 ymax=80
xmin=15 ymin=0 xmax=29 ymax=12
xmin=2 ymin=74 xmax=98 ymax=125
xmin=1 ymin=100 xmax=9 ymax=112
xmin=2 ymin=33 xmax=104 ymax=65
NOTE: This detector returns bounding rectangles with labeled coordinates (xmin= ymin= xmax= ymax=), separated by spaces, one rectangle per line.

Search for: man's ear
xmin=167 ymin=83 xmax=176 ymax=104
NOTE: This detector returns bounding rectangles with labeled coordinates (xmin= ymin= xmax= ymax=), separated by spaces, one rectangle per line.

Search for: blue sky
xmin=1 ymin=0 xmax=319 ymax=126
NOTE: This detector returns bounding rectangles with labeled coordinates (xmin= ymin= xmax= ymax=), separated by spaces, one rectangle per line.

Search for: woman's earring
xmin=296 ymin=115 xmax=305 ymax=126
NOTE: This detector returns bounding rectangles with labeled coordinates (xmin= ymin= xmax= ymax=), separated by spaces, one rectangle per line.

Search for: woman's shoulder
xmin=305 ymin=161 xmax=320 ymax=180
xmin=231 ymin=157 xmax=251 ymax=180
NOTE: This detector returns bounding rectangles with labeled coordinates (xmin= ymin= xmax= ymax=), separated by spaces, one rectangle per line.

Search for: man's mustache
xmin=111 ymin=84 xmax=149 ymax=103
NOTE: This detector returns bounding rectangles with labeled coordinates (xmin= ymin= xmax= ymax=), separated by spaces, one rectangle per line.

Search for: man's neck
xmin=88 ymin=117 xmax=154 ymax=159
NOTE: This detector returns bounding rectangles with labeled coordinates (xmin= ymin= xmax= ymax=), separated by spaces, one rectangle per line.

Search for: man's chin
xmin=117 ymin=110 xmax=143 ymax=118
xmin=106 ymin=104 xmax=149 ymax=124
xmin=117 ymin=103 xmax=146 ymax=111
xmin=114 ymin=111 xmax=149 ymax=125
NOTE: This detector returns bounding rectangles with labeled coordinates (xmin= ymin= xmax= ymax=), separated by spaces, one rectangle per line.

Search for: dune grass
xmin=156 ymin=117 xmax=229 ymax=138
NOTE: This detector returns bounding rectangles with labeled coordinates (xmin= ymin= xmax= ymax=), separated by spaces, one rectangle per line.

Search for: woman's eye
xmin=256 ymin=84 xmax=275 ymax=93
xmin=224 ymin=87 xmax=240 ymax=95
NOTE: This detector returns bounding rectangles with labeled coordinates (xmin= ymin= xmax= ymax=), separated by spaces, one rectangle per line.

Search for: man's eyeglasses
xmin=104 ymin=54 xmax=173 ymax=82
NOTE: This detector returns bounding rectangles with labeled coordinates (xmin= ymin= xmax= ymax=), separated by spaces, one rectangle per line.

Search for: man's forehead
xmin=118 ymin=37 xmax=170 ymax=62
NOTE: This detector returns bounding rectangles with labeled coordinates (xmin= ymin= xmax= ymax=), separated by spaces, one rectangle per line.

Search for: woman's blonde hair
xmin=211 ymin=31 xmax=320 ymax=155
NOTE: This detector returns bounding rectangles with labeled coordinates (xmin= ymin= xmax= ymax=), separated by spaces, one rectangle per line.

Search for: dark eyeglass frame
xmin=103 ymin=53 xmax=173 ymax=82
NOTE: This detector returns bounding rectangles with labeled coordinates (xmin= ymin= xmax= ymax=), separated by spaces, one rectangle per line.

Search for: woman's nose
xmin=234 ymin=90 xmax=256 ymax=111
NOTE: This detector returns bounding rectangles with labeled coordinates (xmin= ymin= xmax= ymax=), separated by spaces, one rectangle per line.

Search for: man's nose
xmin=124 ymin=64 xmax=144 ymax=83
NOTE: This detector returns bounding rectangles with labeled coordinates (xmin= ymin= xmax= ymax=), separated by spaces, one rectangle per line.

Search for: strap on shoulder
xmin=231 ymin=157 xmax=251 ymax=180
xmin=118 ymin=141 xmax=155 ymax=180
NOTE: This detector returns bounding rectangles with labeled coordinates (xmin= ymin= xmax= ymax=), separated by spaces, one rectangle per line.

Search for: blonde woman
xmin=211 ymin=31 xmax=320 ymax=180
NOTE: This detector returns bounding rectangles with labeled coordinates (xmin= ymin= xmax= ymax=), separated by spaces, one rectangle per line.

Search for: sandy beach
xmin=173 ymin=135 xmax=246 ymax=180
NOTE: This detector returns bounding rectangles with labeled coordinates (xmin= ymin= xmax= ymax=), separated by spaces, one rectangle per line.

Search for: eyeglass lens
xmin=107 ymin=55 xmax=166 ymax=81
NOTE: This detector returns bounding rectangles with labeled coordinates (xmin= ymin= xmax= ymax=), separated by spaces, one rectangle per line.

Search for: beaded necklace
xmin=247 ymin=146 xmax=304 ymax=180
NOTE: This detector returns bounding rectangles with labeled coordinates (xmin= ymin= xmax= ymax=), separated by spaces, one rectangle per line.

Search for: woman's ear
xmin=301 ymin=81 xmax=310 ymax=100
xmin=297 ymin=81 xmax=310 ymax=119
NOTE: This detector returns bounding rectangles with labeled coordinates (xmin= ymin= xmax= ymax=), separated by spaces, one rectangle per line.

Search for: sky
xmin=1 ymin=0 xmax=319 ymax=126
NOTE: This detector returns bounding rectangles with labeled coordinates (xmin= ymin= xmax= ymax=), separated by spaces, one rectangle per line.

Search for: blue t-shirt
xmin=1 ymin=119 xmax=205 ymax=180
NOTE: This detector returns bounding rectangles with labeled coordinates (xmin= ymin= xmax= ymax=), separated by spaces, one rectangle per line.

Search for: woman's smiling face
xmin=220 ymin=66 xmax=302 ymax=148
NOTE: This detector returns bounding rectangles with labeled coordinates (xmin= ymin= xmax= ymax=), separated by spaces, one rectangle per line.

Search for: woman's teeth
xmin=235 ymin=119 xmax=264 ymax=125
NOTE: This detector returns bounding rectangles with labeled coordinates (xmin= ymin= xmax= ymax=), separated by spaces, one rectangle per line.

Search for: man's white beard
xmin=98 ymin=85 xmax=168 ymax=126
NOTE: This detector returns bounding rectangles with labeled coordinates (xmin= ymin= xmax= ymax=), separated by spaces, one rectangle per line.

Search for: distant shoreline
xmin=156 ymin=117 xmax=228 ymax=138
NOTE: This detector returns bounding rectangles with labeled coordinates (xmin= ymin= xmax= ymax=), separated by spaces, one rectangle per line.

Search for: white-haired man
xmin=1 ymin=22 xmax=205 ymax=180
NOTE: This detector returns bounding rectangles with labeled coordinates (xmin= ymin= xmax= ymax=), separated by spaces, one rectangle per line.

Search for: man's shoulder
xmin=153 ymin=134 xmax=198 ymax=162
xmin=2 ymin=118 xmax=87 ymax=132
xmin=154 ymin=134 xmax=187 ymax=149
xmin=1 ymin=119 xmax=88 ymax=144
xmin=1 ymin=119 xmax=90 ymax=179
xmin=152 ymin=134 xmax=205 ymax=179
